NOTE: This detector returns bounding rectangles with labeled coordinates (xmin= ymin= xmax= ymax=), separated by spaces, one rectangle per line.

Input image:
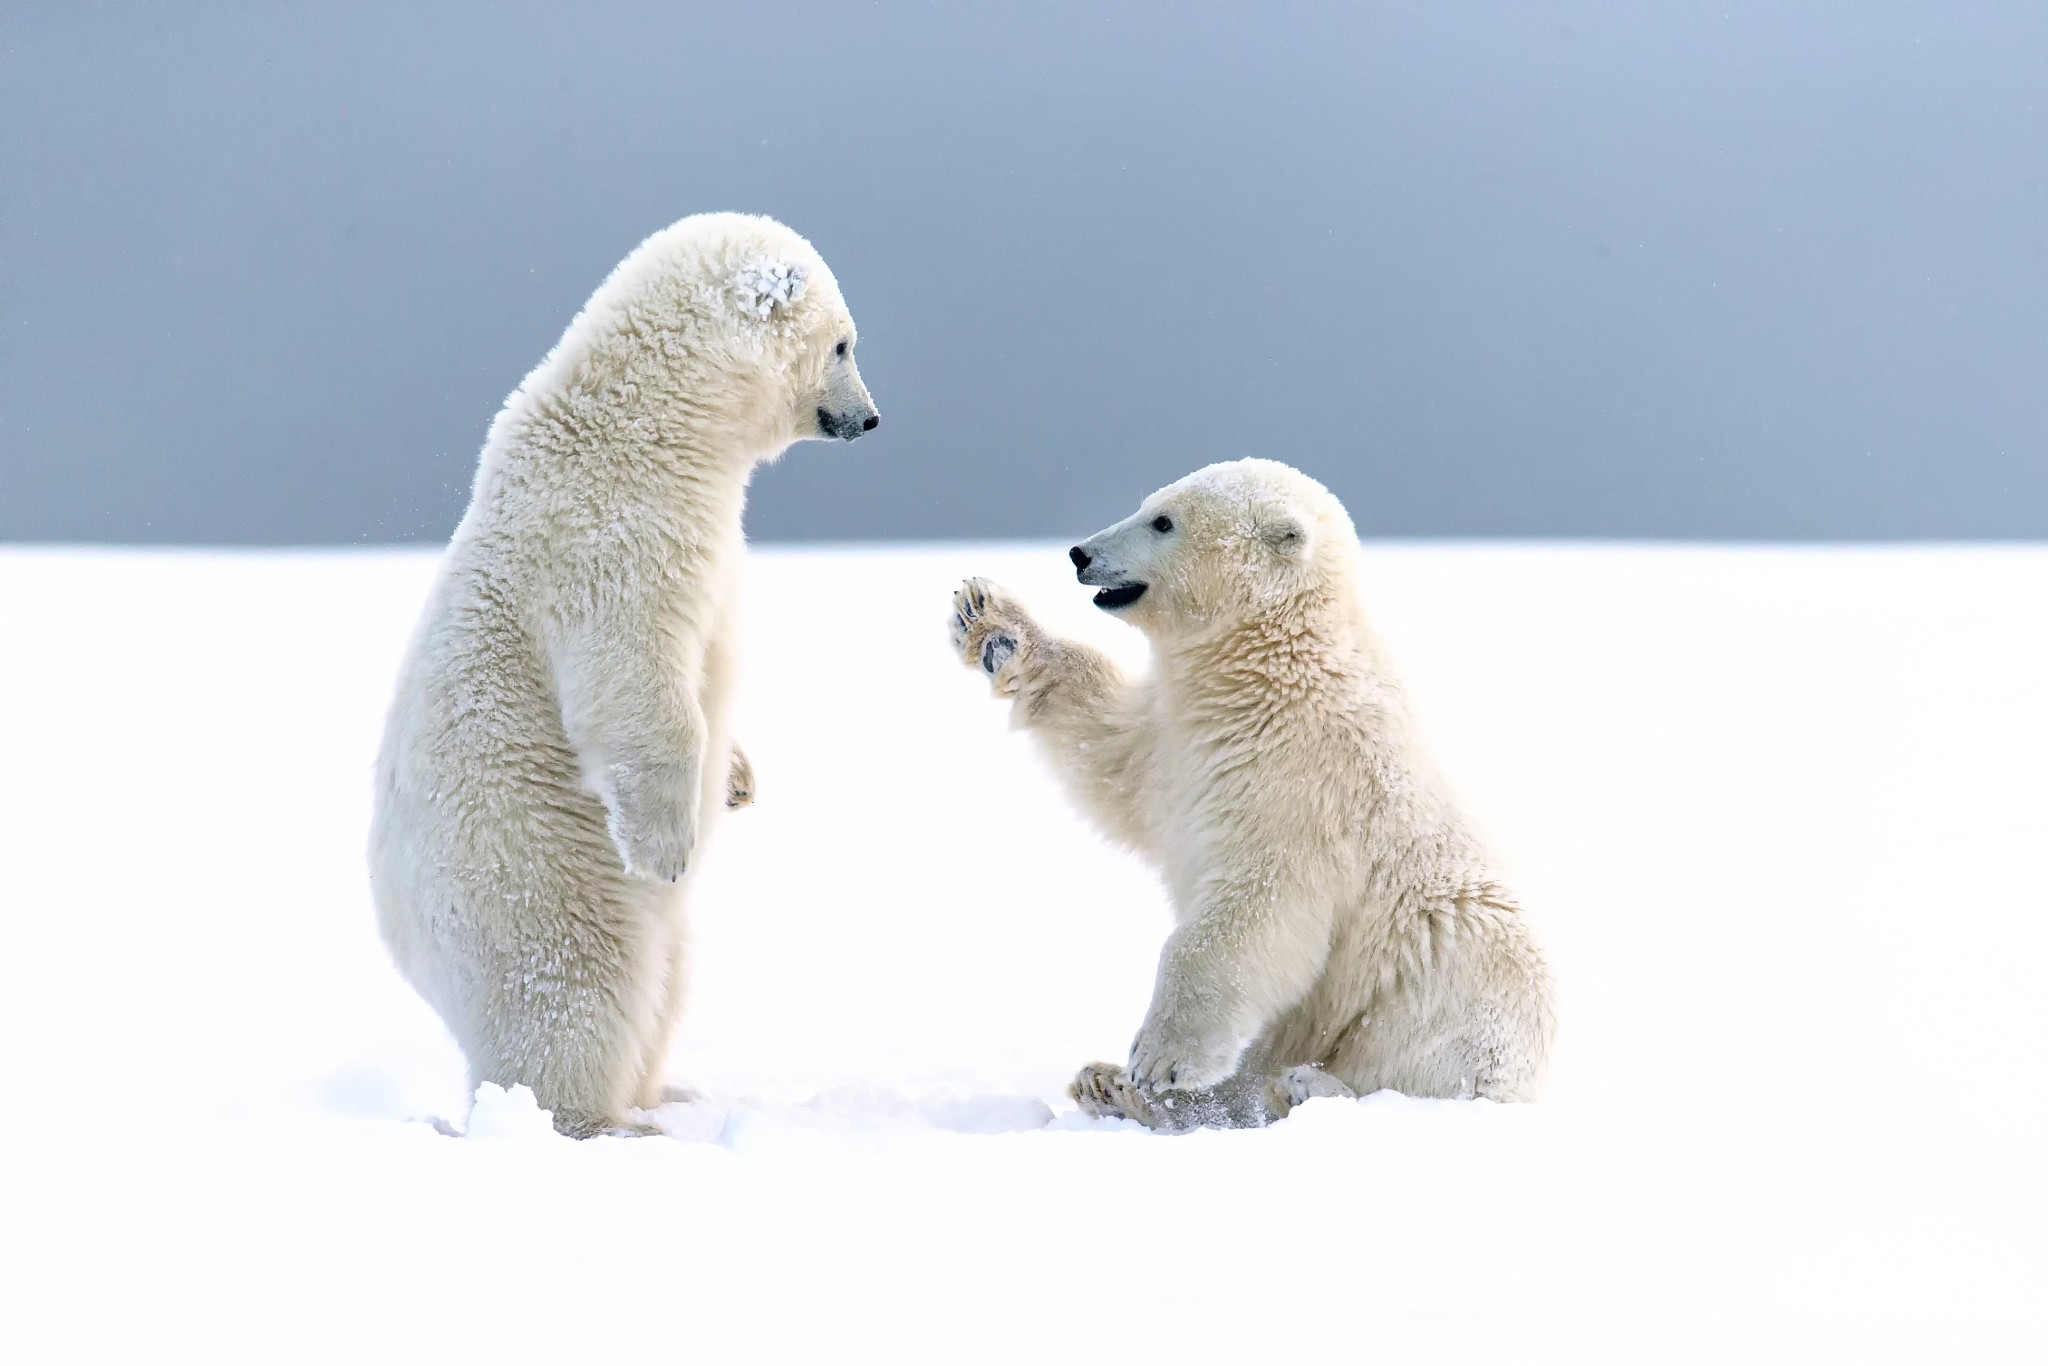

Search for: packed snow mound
xmin=464 ymin=1083 xmax=562 ymax=1143
xmin=0 ymin=544 xmax=2041 ymax=1361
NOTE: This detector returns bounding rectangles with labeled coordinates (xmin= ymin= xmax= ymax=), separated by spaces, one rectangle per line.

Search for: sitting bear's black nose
xmin=861 ymin=414 xmax=879 ymax=431
xmin=1069 ymin=546 xmax=1091 ymax=572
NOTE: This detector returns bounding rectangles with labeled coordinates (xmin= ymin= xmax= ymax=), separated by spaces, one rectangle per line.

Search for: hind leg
xmin=454 ymin=887 xmax=675 ymax=1140
xmin=463 ymin=1012 xmax=664 ymax=1138
xmin=1337 ymin=994 xmax=1548 ymax=1104
xmin=633 ymin=918 xmax=692 ymax=1111
xmin=463 ymin=970 xmax=667 ymax=1138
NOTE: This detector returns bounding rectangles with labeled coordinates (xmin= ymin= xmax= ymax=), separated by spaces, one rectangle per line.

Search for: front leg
xmin=602 ymin=747 xmax=702 ymax=882
xmin=1126 ymin=875 xmax=1335 ymax=1092
xmin=1126 ymin=959 xmax=1249 ymax=1092
xmin=948 ymin=577 xmax=1036 ymax=697
xmin=951 ymin=576 xmax=1132 ymax=721
xmin=550 ymin=605 xmax=706 ymax=884
xmin=949 ymin=578 xmax=1159 ymax=855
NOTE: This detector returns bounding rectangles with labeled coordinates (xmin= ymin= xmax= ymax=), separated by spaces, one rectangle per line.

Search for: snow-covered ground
xmin=2 ymin=544 xmax=2042 ymax=1361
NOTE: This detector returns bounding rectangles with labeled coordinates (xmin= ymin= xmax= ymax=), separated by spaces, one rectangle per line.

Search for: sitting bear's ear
xmin=1257 ymin=505 xmax=1311 ymax=559
xmin=732 ymin=258 xmax=810 ymax=321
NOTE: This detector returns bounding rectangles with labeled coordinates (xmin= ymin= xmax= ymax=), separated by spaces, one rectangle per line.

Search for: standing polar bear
xmin=372 ymin=213 xmax=878 ymax=1137
xmin=950 ymin=459 xmax=1554 ymax=1130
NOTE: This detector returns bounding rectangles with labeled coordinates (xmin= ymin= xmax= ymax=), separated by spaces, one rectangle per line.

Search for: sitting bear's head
xmin=1067 ymin=459 xmax=1354 ymax=637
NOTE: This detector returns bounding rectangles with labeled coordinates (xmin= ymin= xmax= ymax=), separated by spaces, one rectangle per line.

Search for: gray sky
xmin=4 ymin=2 xmax=2044 ymax=543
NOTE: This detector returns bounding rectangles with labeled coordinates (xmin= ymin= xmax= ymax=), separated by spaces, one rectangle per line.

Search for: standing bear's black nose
xmin=1069 ymin=546 xmax=1092 ymax=572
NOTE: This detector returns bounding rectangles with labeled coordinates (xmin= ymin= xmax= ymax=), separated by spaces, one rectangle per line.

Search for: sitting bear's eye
xmin=1151 ymin=515 xmax=1174 ymax=534
xmin=834 ymin=340 xmax=849 ymax=358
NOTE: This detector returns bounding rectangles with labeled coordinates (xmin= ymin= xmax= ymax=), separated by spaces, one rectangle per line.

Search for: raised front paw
xmin=725 ymin=745 xmax=755 ymax=810
xmin=604 ymin=758 xmax=700 ymax=882
xmin=1127 ymin=1012 xmax=1244 ymax=1093
xmin=949 ymin=577 xmax=1034 ymax=696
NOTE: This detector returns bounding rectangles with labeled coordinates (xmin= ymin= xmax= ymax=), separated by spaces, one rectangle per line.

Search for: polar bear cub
xmin=950 ymin=459 xmax=1554 ymax=1129
xmin=371 ymin=213 xmax=878 ymax=1137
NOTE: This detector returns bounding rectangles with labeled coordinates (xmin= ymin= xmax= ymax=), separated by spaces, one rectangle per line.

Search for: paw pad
xmin=980 ymin=632 xmax=1017 ymax=677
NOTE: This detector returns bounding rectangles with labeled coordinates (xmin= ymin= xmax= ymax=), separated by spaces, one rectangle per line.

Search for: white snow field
xmin=1 ymin=543 xmax=2042 ymax=1362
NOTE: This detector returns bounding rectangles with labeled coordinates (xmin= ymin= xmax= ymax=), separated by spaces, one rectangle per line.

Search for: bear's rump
xmin=1244 ymin=912 xmax=1547 ymax=1101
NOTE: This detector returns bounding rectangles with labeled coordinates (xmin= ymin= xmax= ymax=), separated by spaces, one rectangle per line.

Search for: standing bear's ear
xmin=1256 ymin=504 xmax=1311 ymax=559
xmin=732 ymin=257 xmax=810 ymax=320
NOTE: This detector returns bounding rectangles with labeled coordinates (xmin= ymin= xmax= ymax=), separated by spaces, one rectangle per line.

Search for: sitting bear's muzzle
xmin=1070 ymin=535 xmax=1149 ymax=610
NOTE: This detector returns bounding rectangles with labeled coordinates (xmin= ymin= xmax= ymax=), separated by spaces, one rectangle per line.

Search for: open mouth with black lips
xmin=1092 ymin=582 xmax=1148 ymax=610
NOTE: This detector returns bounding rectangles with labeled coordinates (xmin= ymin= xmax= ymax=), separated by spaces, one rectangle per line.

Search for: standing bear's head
xmin=1067 ymin=459 xmax=1358 ymax=638
xmin=519 ymin=211 xmax=879 ymax=462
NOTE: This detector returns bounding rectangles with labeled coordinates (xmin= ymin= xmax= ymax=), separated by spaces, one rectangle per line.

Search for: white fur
xmin=951 ymin=459 xmax=1554 ymax=1130
xmin=371 ymin=213 xmax=876 ymax=1137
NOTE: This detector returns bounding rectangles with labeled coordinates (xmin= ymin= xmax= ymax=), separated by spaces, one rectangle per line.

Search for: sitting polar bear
xmin=371 ymin=212 xmax=878 ymax=1137
xmin=950 ymin=459 xmax=1554 ymax=1130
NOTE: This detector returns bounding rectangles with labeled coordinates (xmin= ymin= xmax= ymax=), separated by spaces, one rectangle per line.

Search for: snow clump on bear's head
xmin=732 ymin=256 xmax=810 ymax=320
xmin=1066 ymin=459 xmax=1357 ymax=637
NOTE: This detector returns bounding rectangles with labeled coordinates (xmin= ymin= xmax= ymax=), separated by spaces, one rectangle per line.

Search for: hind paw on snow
xmin=551 ymin=1108 xmax=665 ymax=1140
xmin=1279 ymin=1064 xmax=1356 ymax=1107
xmin=649 ymin=1083 xmax=704 ymax=1106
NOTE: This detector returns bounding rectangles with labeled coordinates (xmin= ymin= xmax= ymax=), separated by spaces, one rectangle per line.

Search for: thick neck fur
xmin=459 ymin=317 xmax=787 ymax=584
xmin=1157 ymin=572 xmax=1394 ymax=732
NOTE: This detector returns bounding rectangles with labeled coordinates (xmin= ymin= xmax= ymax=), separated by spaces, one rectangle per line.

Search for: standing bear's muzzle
xmin=817 ymin=405 xmax=880 ymax=440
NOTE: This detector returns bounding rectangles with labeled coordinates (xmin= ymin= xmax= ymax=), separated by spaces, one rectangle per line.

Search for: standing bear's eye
xmin=834 ymin=340 xmax=849 ymax=358
xmin=1151 ymin=516 xmax=1174 ymax=533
